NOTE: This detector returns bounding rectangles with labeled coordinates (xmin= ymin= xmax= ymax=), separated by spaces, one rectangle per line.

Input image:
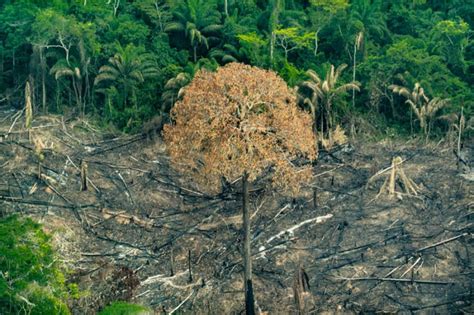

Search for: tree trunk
xmin=193 ymin=45 xmax=197 ymax=63
xmin=326 ymin=103 xmax=332 ymax=133
xmin=40 ymin=48 xmax=47 ymax=113
xmin=270 ymin=31 xmax=275 ymax=65
xmin=80 ymin=160 xmax=88 ymax=191
xmin=84 ymin=63 xmax=91 ymax=115
xmin=41 ymin=71 xmax=46 ymax=113
xmin=72 ymin=77 xmax=83 ymax=117
xmin=242 ymin=172 xmax=255 ymax=315
xmin=224 ymin=0 xmax=228 ymax=17
xmin=56 ymin=81 xmax=61 ymax=112
xmin=352 ymin=42 xmax=357 ymax=109
xmin=457 ymin=107 xmax=463 ymax=168
xmin=320 ymin=110 xmax=324 ymax=139
xmin=314 ymin=30 xmax=319 ymax=57
xmin=311 ymin=106 xmax=318 ymax=149
xmin=0 ymin=45 xmax=3 ymax=88
xmin=12 ymin=49 xmax=15 ymax=85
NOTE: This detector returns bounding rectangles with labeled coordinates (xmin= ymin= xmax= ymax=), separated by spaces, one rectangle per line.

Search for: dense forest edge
xmin=0 ymin=0 xmax=472 ymax=135
xmin=0 ymin=0 xmax=473 ymax=314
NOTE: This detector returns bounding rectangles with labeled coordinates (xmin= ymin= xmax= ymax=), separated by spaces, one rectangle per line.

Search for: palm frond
xmin=201 ymin=24 xmax=223 ymax=33
xmin=333 ymin=64 xmax=348 ymax=85
xmin=94 ymin=73 xmax=117 ymax=85
xmin=222 ymin=55 xmax=238 ymax=63
xmin=426 ymin=97 xmax=449 ymax=116
xmin=389 ymin=84 xmax=411 ymax=99
xmin=334 ymin=82 xmax=360 ymax=94
xmin=305 ymin=70 xmax=321 ymax=84
xmin=97 ymin=65 xmax=120 ymax=78
xmin=53 ymin=69 xmax=75 ymax=80
xmin=165 ymin=21 xmax=185 ymax=32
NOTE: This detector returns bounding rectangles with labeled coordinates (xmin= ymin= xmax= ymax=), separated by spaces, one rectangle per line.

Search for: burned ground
xmin=0 ymin=109 xmax=472 ymax=314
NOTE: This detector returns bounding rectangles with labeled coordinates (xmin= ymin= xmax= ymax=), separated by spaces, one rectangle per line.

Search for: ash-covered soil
xmin=0 ymin=108 xmax=472 ymax=314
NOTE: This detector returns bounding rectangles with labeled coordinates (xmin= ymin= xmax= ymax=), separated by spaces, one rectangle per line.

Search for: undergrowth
xmin=0 ymin=215 xmax=70 ymax=314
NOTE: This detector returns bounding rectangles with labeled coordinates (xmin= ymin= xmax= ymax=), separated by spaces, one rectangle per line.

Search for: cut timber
xmin=101 ymin=209 xmax=154 ymax=228
xmin=293 ymin=266 xmax=311 ymax=314
xmin=80 ymin=160 xmax=88 ymax=191
xmin=368 ymin=156 xmax=420 ymax=200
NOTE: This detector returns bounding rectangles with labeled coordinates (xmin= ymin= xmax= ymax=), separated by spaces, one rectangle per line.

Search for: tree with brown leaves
xmin=164 ymin=62 xmax=317 ymax=314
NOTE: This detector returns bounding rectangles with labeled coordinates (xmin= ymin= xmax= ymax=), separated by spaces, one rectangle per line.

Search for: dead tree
xmin=368 ymin=156 xmax=419 ymax=200
xmin=25 ymin=81 xmax=33 ymax=137
xmin=80 ymin=160 xmax=88 ymax=191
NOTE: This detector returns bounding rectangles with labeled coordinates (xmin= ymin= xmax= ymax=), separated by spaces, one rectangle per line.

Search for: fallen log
xmin=335 ymin=276 xmax=455 ymax=285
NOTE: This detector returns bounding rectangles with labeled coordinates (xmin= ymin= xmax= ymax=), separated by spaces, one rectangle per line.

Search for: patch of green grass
xmin=0 ymin=215 xmax=71 ymax=314
xmin=99 ymin=301 xmax=151 ymax=315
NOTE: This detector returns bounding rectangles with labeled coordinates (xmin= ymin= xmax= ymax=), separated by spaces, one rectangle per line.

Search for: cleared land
xmin=0 ymin=108 xmax=472 ymax=314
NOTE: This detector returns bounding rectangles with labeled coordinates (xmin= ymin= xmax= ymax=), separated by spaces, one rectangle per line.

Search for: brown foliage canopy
xmin=163 ymin=63 xmax=317 ymax=193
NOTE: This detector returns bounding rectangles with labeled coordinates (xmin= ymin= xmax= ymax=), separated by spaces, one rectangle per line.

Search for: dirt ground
xmin=0 ymin=107 xmax=472 ymax=314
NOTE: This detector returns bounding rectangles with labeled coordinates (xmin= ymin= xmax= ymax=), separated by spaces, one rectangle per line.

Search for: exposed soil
xmin=0 ymin=107 xmax=472 ymax=314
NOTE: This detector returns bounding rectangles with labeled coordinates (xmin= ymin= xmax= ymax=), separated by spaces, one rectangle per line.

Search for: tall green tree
xmin=350 ymin=0 xmax=388 ymax=51
xmin=430 ymin=19 xmax=470 ymax=75
xmin=94 ymin=44 xmax=158 ymax=111
xmin=31 ymin=8 xmax=97 ymax=113
xmin=50 ymin=59 xmax=84 ymax=114
xmin=134 ymin=0 xmax=171 ymax=33
xmin=299 ymin=64 xmax=360 ymax=137
xmin=165 ymin=0 xmax=223 ymax=62
xmin=389 ymin=82 xmax=449 ymax=138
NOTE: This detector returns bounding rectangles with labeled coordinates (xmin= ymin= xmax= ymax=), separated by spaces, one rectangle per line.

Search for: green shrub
xmin=0 ymin=215 xmax=71 ymax=314
xmin=99 ymin=301 xmax=151 ymax=315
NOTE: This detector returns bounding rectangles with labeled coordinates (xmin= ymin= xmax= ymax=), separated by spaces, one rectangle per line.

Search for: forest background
xmin=0 ymin=0 xmax=472 ymax=135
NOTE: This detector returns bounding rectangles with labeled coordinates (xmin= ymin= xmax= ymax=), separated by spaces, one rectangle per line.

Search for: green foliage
xmin=359 ymin=34 xmax=472 ymax=124
xmin=274 ymin=27 xmax=315 ymax=60
xmin=430 ymin=19 xmax=470 ymax=75
xmin=237 ymin=32 xmax=268 ymax=66
xmin=0 ymin=0 xmax=472 ymax=136
xmin=0 ymin=215 xmax=71 ymax=314
xmin=298 ymin=63 xmax=360 ymax=137
xmin=133 ymin=0 xmax=171 ymax=33
xmin=99 ymin=301 xmax=151 ymax=315
xmin=94 ymin=43 xmax=158 ymax=130
xmin=309 ymin=0 xmax=349 ymax=13
xmin=350 ymin=0 xmax=388 ymax=47
xmin=108 ymin=14 xmax=151 ymax=46
xmin=277 ymin=61 xmax=304 ymax=86
xmin=165 ymin=0 xmax=223 ymax=62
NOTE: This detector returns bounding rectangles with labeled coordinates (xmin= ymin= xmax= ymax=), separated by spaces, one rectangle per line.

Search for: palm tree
xmin=299 ymin=64 xmax=360 ymax=138
xmin=165 ymin=0 xmax=223 ymax=63
xmin=134 ymin=0 xmax=171 ymax=33
xmin=350 ymin=0 xmax=388 ymax=56
xmin=94 ymin=44 xmax=158 ymax=110
xmin=389 ymin=83 xmax=428 ymax=108
xmin=389 ymin=83 xmax=449 ymax=139
xmin=160 ymin=72 xmax=192 ymax=113
xmin=423 ymin=97 xmax=450 ymax=137
xmin=389 ymin=82 xmax=427 ymax=135
xmin=209 ymin=43 xmax=244 ymax=64
xmin=296 ymin=85 xmax=318 ymax=135
xmin=50 ymin=59 xmax=85 ymax=115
